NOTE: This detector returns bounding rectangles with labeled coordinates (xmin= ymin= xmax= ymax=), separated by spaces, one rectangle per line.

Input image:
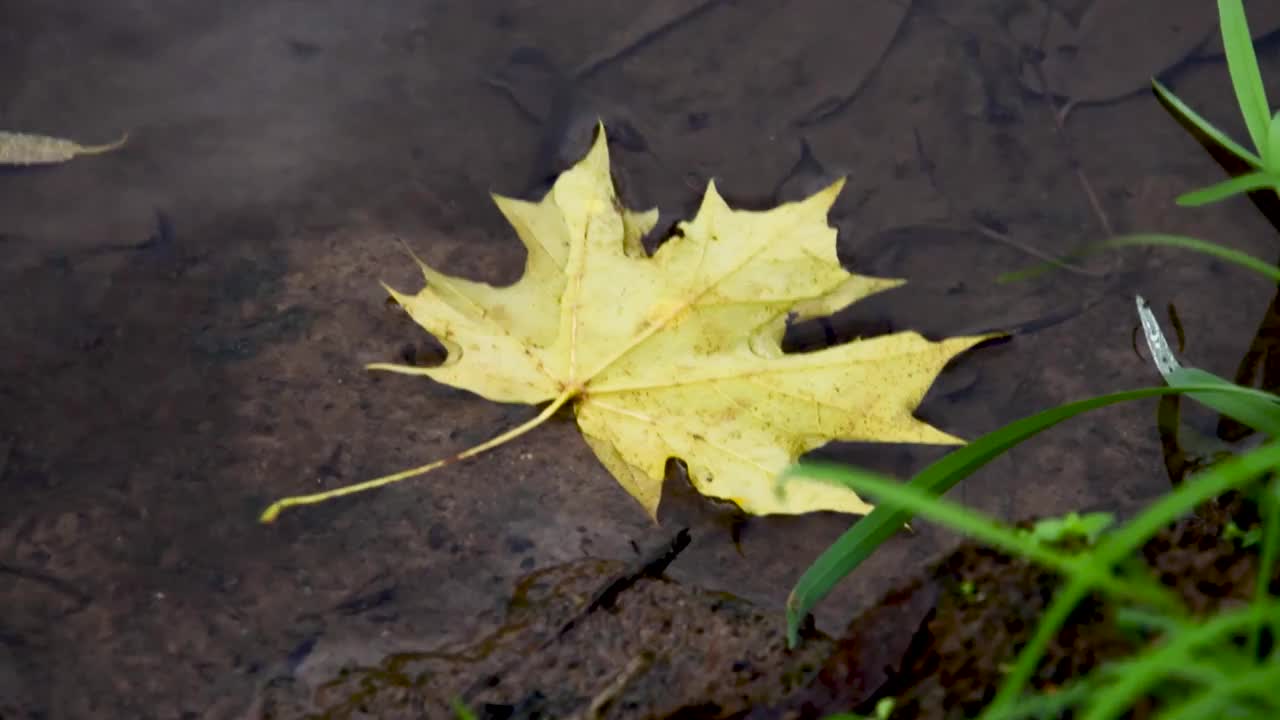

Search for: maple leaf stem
xmin=259 ymin=388 xmax=578 ymax=523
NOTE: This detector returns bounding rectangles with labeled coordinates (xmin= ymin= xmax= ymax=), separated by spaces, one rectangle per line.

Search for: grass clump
xmin=779 ymin=2 xmax=1280 ymax=717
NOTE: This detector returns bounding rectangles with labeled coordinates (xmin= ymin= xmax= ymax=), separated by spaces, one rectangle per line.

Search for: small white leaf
xmin=1135 ymin=295 xmax=1182 ymax=379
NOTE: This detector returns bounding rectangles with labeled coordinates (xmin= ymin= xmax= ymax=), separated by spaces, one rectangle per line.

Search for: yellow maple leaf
xmin=261 ymin=125 xmax=993 ymax=523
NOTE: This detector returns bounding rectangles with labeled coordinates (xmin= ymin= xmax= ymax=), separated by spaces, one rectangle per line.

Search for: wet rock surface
xmin=252 ymin=535 xmax=834 ymax=719
xmin=226 ymin=498 xmax=1280 ymax=720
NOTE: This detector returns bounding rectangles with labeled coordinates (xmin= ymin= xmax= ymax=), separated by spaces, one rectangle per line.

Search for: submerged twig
xmin=971 ymin=216 xmax=1109 ymax=278
xmin=571 ymin=654 xmax=651 ymax=720
xmin=459 ymin=528 xmax=692 ymax=705
xmin=909 ymin=3 xmax=1119 ymax=255
xmin=556 ymin=527 xmax=692 ymax=640
xmin=0 ymin=562 xmax=92 ymax=614
xmin=1022 ymin=21 xmax=1117 ymax=241
xmin=575 ymin=0 xmax=725 ymax=79
xmin=912 ymin=126 xmax=1107 ymax=278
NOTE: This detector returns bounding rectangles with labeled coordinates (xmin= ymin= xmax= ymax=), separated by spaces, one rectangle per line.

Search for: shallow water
xmin=3 ymin=0 xmax=1280 ymax=716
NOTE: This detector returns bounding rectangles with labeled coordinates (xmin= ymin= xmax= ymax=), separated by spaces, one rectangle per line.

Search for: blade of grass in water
xmin=1000 ymin=233 xmax=1280 ymax=285
xmin=1109 ymin=234 xmax=1280 ymax=283
xmin=1152 ymin=79 xmax=1262 ymax=168
xmin=784 ymin=382 xmax=1280 ymax=646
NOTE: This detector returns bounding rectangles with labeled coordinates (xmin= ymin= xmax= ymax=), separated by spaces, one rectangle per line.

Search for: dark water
xmin=2 ymin=0 xmax=1279 ymax=716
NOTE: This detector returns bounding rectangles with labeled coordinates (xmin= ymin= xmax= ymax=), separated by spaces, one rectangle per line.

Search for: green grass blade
xmin=1152 ymin=78 xmax=1262 ymax=167
xmin=1105 ymin=234 xmax=1280 ymax=283
xmin=988 ymin=577 xmax=1094 ymax=717
xmin=1079 ymin=618 xmax=1249 ymax=720
xmin=1250 ymin=478 xmax=1280 ymax=657
xmin=1269 ymin=111 xmax=1280 ymax=168
xmin=1084 ymin=658 xmax=1221 ymax=720
xmin=1167 ymin=367 xmax=1280 ymax=436
xmin=451 ymin=699 xmax=478 ymax=720
xmin=1160 ymin=653 xmax=1280 ymax=720
xmin=1003 ymin=232 xmax=1280 ymax=286
xmin=1114 ymin=606 xmax=1184 ymax=636
xmin=784 ymin=383 xmax=1273 ymax=646
xmin=980 ymin=676 xmax=1098 ymax=720
xmin=1219 ymin=0 xmax=1271 ymax=156
xmin=1176 ymin=170 xmax=1280 ymax=206
xmin=784 ymin=462 xmax=1178 ymax=609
